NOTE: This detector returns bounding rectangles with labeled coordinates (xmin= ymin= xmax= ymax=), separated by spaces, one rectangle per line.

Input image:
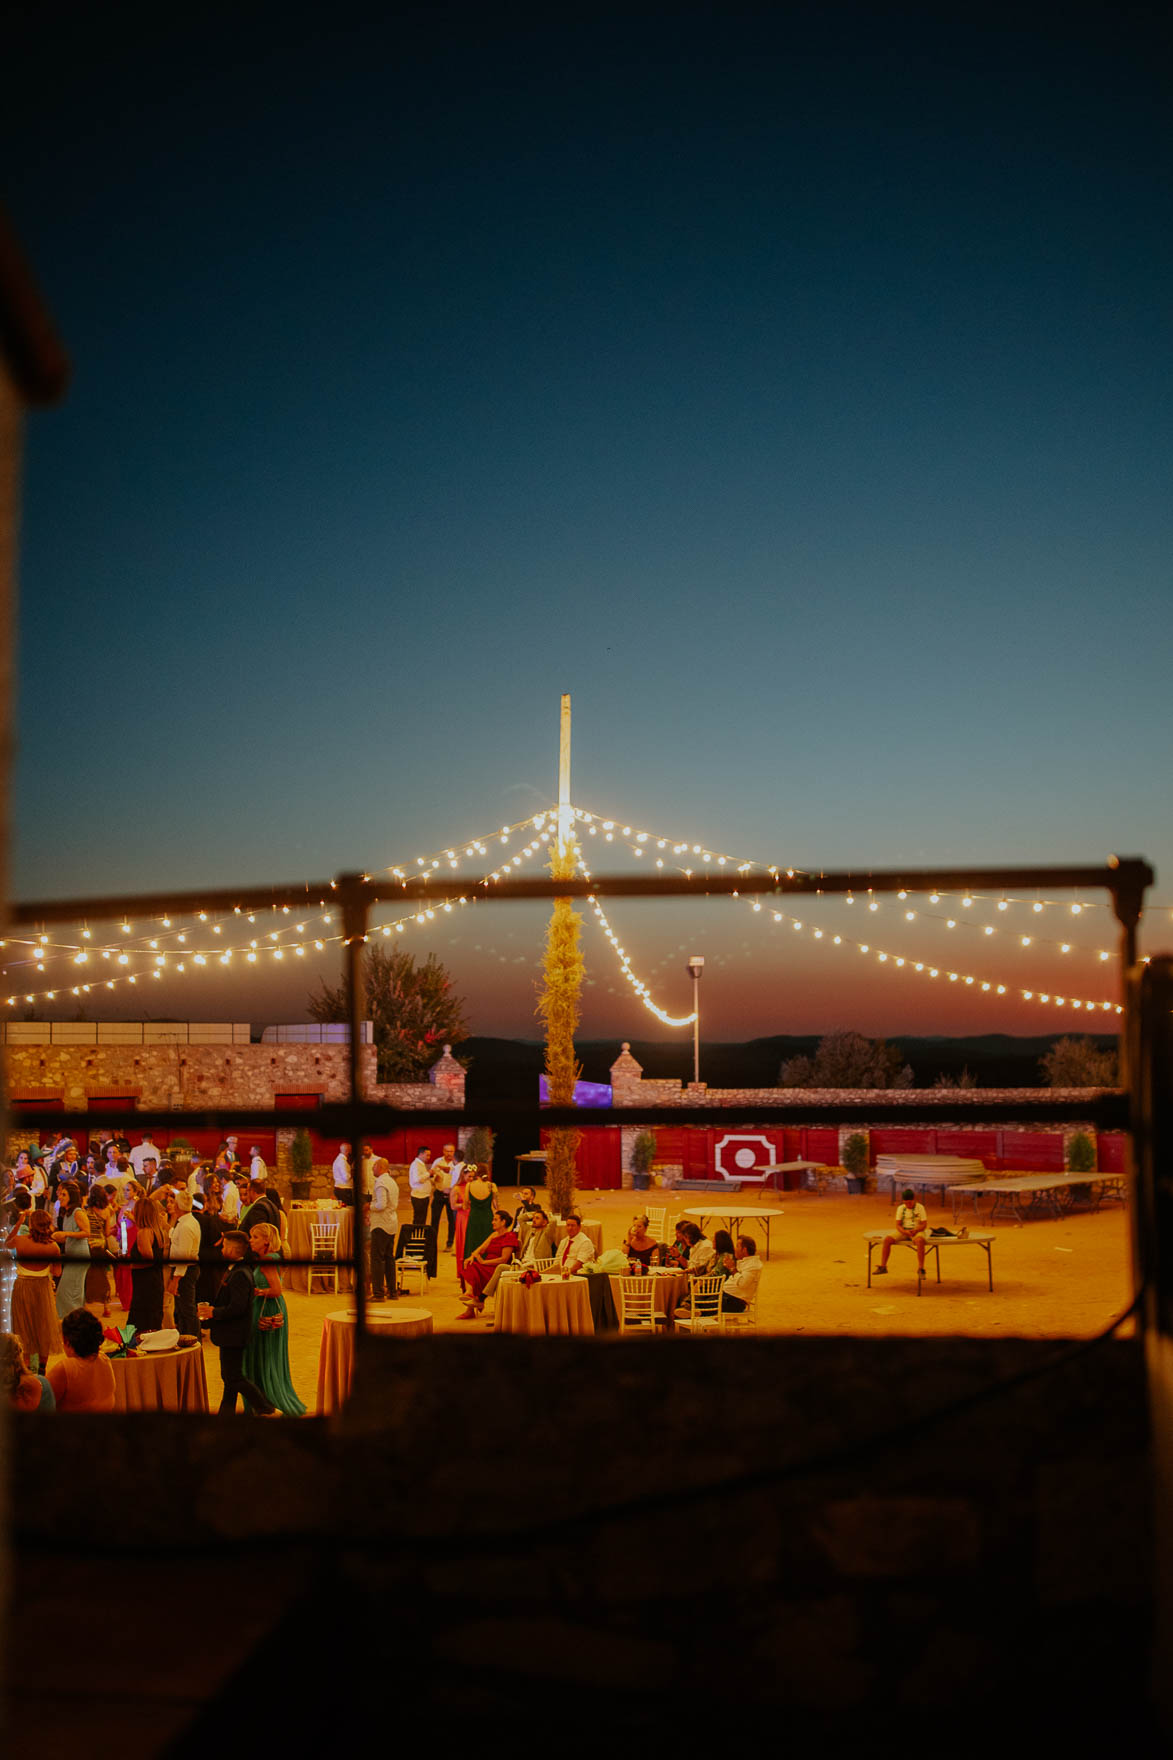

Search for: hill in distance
xmin=457 ymin=1031 xmax=1118 ymax=1101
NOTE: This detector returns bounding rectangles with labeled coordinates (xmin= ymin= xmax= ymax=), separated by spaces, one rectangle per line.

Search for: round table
xmin=553 ymin=1218 xmax=604 ymax=1256
xmin=316 ymin=1305 xmax=433 ymax=1413
xmin=494 ymin=1275 xmax=594 ymax=1336
xmin=287 ymin=1203 xmax=356 ymax=1294
xmin=110 ymin=1341 xmax=210 ymax=1412
xmin=609 ymin=1268 xmax=688 ymax=1328
xmin=682 ymin=1205 xmax=781 ymax=1260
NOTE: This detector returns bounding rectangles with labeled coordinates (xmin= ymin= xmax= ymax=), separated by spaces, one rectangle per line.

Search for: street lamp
xmin=686 ymin=955 xmax=704 ymax=1084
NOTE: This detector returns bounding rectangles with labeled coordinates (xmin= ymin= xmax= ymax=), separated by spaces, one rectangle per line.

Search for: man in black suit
xmin=197 ymin=1231 xmax=277 ymax=1415
xmin=240 ymin=1179 xmax=280 ymax=1234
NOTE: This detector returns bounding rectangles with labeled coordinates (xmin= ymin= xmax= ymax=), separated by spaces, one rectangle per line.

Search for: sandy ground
xmin=176 ymin=1183 xmax=1135 ymax=1412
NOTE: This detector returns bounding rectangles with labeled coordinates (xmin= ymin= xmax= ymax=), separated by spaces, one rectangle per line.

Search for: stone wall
xmin=5 ymin=1037 xmax=467 ymax=1115
xmin=7 ymin=1335 xmax=1154 ymax=1740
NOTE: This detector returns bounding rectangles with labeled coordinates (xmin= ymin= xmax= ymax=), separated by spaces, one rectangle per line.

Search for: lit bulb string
xmin=568 ymin=808 xmax=1132 ymax=963
xmin=737 ymin=896 xmax=1124 ymax=1015
xmin=574 ymin=848 xmax=697 ymax=1028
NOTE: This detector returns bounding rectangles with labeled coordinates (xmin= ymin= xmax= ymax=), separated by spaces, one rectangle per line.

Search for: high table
xmin=553 ymin=1218 xmax=604 ymax=1256
xmin=864 ymin=1230 xmax=996 ymax=1294
xmin=111 ymin=1341 xmax=210 ymax=1412
xmin=682 ymin=1205 xmax=781 ymax=1261
xmin=514 ymin=1150 xmax=548 ymax=1182
xmin=286 ymin=1203 xmax=356 ymax=1294
xmin=316 ymin=1305 xmax=433 ymax=1413
xmin=494 ymin=1275 xmax=594 ymax=1336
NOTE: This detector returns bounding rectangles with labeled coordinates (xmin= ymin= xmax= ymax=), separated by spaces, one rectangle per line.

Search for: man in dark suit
xmin=197 ymin=1231 xmax=277 ymax=1415
xmin=240 ymin=1179 xmax=280 ymax=1234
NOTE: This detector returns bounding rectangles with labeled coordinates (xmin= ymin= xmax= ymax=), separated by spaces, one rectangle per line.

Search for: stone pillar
xmin=429 ymin=1044 xmax=466 ymax=1107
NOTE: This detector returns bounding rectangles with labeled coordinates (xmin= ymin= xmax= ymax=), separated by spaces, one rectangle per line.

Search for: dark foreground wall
xmin=9 ymin=1335 xmax=1154 ymax=1752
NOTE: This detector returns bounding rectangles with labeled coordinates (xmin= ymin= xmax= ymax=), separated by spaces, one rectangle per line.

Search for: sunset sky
xmin=6 ymin=2 xmax=1169 ymax=1043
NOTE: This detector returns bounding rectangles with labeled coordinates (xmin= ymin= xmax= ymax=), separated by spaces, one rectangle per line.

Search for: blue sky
xmin=5 ymin=2 xmax=1170 ymax=1039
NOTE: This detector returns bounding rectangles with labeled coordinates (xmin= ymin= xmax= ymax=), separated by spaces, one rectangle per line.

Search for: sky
xmin=4 ymin=1 xmax=1170 ymax=1045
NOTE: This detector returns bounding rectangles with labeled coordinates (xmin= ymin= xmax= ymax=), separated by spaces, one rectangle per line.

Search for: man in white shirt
xmin=332 ymin=1142 xmax=353 ymax=1202
xmin=556 ymin=1214 xmax=595 ymax=1278
xmin=720 ymin=1235 xmax=763 ymax=1313
xmin=369 ymin=1161 xmax=400 ymax=1302
xmin=875 ymin=1187 xmax=929 ymax=1278
xmin=168 ymin=1191 xmax=202 ymax=1337
xmin=429 ymin=1142 xmax=459 ymax=1248
xmin=359 ymin=1143 xmax=376 ymax=1196
xmin=129 ymin=1134 xmax=162 ymax=1180
xmin=249 ymin=1146 xmax=267 ymax=1183
xmin=408 ymin=1147 xmax=434 ymax=1226
xmin=220 ymin=1172 xmax=241 ymax=1223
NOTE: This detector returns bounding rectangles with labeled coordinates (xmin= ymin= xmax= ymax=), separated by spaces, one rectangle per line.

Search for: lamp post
xmin=686 ymin=955 xmax=704 ymax=1085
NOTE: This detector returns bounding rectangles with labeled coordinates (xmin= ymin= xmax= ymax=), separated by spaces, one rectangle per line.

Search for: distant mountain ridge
xmin=457 ymin=1031 xmax=1118 ymax=1100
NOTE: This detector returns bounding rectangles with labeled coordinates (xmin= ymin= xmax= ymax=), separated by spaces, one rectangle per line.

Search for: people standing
xmin=127 ymin=1196 xmax=168 ymax=1335
xmin=451 ymin=1163 xmax=473 ymax=1277
xmin=249 ymin=1145 xmax=267 ymax=1183
xmin=197 ymin=1232 xmax=277 ymax=1415
xmin=168 ymin=1191 xmax=202 ymax=1337
xmin=53 ymin=1181 xmax=91 ymax=1318
xmin=407 ymin=1147 xmax=434 ymax=1226
xmin=129 ymin=1134 xmax=163 ymax=1181
xmin=459 ymin=1165 xmax=497 ymax=1291
xmin=430 ymin=1143 xmax=456 ymax=1247
xmin=369 ymin=1159 xmax=400 ymax=1302
xmin=83 ymin=1185 xmax=117 ymax=1315
xmin=6 ymin=1210 xmax=62 ymax=1369
xmin=241 ymin=1222 xmax=305 ymax=1416
xmin=332 ymin=1141 xmax=353 ymax=1202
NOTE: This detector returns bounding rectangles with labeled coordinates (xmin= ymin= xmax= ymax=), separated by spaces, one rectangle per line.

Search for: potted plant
xmin=631 ymin=1129 xmax=657 ymax=1192
xmin=290 ymin=1127 xmax=314 ymax=1202
xmin=842 ymin=1132 xmax=869 ymax=1195
xmin=464 ymin=1125 xmax=495 ymax=1178
xmin=1066 ymin=1128 xmax=1096 ymax=1200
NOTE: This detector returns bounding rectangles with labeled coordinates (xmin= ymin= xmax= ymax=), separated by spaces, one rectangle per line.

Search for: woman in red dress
xmin=458 ymin=1210 xmax=519 ymax=1318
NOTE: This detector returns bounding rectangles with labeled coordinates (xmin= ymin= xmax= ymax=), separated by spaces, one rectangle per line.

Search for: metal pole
xmin=339 ymin=873 xmax=373 ymax=1326
xmin=693 ymin=974 xmax=700 ymax=1085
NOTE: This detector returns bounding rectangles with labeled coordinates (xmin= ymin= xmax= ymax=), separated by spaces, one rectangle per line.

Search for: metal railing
xmin=5 ymin=857 xmax=1155 ymax=1352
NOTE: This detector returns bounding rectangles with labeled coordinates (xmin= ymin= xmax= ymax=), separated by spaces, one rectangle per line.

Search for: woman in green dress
xmin=242 ymin=1222 xmax=305 ymax=1416
xmin=54 ymin=1180 xmax=91 ymax=1318
xmin=459 ymin=1165 xmax=497 ymax=1296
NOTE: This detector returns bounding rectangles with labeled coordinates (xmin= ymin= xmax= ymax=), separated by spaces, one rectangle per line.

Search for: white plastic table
xmin=758 ymin=1161 xmax=823 ymax=1192
xmin=682 ymin=1205 xmax=781 ymax=1260
xmin=864 ymin=1230 xmax=995 ymax=1294
xmin=949 ymin=1172 xmax=1127 ymax=1225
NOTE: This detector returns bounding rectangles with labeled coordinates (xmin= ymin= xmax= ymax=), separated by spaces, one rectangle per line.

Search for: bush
xmin=464 ymin=1125 xmax=495 ymax=1173
xmin=842 ymin=1132 xmax=869 ymax=1180
xmin=291 ymin=1128 xmax=314 ymax=1179
xmin=1066 ymin=1131 xmax=1097 ymax=1174
xmin=631 ymin=1130 xmax=657 ymax=1175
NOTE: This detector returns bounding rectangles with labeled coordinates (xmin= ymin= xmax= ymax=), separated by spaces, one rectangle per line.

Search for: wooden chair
xmin=645 ymin=1206 xmax=667 ymax=1240
xmin=528 ymin=1257 xmax=555 ymax=1274
xmin=675 ymin=1274 xmax=725 ymax=1333
xmin=308 ymin=1219 xmax=340 ymax=1296
xmin=617 ymin=1275 xmax=665 ymax=1334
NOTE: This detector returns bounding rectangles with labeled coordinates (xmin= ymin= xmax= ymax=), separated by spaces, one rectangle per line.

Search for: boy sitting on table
xmin=875 ymin=1186 xmax=929 ymax=1278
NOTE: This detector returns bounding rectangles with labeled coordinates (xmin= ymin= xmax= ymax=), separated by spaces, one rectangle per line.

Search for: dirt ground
xmin=186 ymin=1183 xmax=1136 ymax=1413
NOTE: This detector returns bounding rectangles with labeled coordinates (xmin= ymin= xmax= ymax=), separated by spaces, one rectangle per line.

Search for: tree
xmin=536 ymin=836 xmax=584 ymax=1217
xmin=779 ymin=1030 xmax=914 ymax=1089
xmin=308 ymin=946 xmax=470 ymax=1083
xmin=1039 ymin=1036 xmax=1118 ymax=1088
xmin=933 ymin=1067 xmax=978 ymax=1090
